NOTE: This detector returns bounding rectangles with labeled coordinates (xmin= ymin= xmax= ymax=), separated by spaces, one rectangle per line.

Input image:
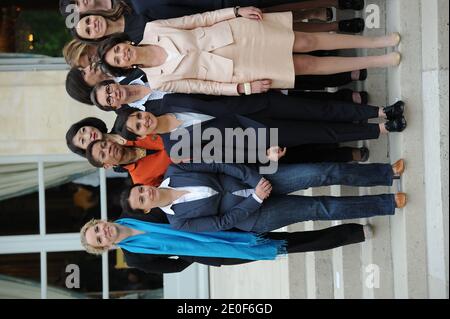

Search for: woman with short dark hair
xmin=66 ymin=65 xmax=112 ymax=105
xmin=66 ymin=117 xmax=126 ymax=157
xmin=65 ymin=62 xmax=151 ymax=105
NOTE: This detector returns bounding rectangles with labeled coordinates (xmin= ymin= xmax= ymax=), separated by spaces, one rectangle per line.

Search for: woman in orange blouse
xmin=66 ymin=117 xmax=171 ymax=186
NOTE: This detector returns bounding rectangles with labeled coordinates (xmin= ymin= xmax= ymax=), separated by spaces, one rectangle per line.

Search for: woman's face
xmin=85 ymin=221 xmax=119 ymax=250
xmin=79 ymin=63 xmax=110 ymax=87
xmin=77 ymin=45 xmax=98 ymax=68
xmin=76 ymin=15 xmax=107 ymax=40
xmin=72 ymin=126 xmax=103 ymax=150
xmin=105 ymin=43 xmax=136 ymax=69
xmin=126 ymin=111 xmax=158 ymax=137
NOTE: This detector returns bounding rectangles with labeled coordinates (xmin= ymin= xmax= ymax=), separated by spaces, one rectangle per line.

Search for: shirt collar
xmin=158 ymin=178 xmax=175 ymax=215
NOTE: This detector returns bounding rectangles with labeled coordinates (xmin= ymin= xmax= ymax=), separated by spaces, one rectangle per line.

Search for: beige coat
xmin=141 ymin=8 xmax=295 ymax=96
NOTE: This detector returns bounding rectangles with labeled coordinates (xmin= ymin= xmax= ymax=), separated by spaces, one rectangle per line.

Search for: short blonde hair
xmin=80 ymin=219 xmax=108 ymax=255
xmin=62 ymin=39 xmax=92 ymax=67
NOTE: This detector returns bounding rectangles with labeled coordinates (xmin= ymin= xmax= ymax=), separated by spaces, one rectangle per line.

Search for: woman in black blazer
xmin=69 ymin=1 xmax=152 ymax=44
xmin=62 ymin=0 xmax=366 ymax=39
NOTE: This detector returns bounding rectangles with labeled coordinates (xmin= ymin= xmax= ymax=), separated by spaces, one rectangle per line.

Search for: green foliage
xmin=16 ymin=11 xmax=72 ymax=57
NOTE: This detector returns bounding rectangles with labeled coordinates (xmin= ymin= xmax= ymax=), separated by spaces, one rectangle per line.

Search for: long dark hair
xmin=66 ymin=117 xmax=108 ymax=157
xmin=70 ymin=1 xmax=131 ymax=43
xmin=113 ymin=108 xmax=141 ymax=141
xmin=97 ymin=32 xmax=135 ymax=77
xmin=65 ymin=67 xmax=95 ymax=105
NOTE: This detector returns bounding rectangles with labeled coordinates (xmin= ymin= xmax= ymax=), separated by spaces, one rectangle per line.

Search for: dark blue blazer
xmin=130 ymin=1 xmax=257 ymax=18
xmin=150 ymin=92 xmax=289 ymax=161
xmin=163 ymin=162 xmax=263 ymax=232
xmin=129 ymin=0 xmax=300 ymax=18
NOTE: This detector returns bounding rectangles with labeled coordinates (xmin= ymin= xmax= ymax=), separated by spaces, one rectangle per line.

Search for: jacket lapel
xmin=141 ymin=36 xmax=186 ymax=76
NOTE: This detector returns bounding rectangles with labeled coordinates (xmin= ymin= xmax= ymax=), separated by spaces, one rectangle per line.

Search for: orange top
xmin=123 ymin=134 xmax=172 ymax=186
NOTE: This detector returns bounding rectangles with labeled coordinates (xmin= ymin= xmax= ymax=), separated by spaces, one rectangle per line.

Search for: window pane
xmin=45 ymin=168 xmax=128 ymax=234
xmin=108 ymin=250 xmax=163 ymax=299
xmin=0 ymin=253 xmax=41 ymax=298
xmin=46 ymin=251 xmax=163 ymax=299
xmin=46 ymin=251 xmax=102 ymax=299
xmin=0 ymin=3 xmax=71 ymax=56
xmin=0 ymin=163 xmax=39 ymax=235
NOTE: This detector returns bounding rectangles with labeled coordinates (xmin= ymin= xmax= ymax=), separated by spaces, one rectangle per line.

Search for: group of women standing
xmin=59 ymin=0 xmax=408 ymax=263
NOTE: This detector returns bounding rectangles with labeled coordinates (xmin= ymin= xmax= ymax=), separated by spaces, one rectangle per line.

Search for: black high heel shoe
xmin=385 ymin=116 xmax=407 ymax=132
xmin=384 ymin=101 xmax=405 ymax=120
xmin=338 ymin=18 xmax=365 ymax=33
xmin=338 ymin=0 xmax=365 ymax=10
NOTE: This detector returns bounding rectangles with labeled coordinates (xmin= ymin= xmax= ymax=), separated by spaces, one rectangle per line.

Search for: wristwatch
xmin=234 ymin=6 xmax=241 ymax=18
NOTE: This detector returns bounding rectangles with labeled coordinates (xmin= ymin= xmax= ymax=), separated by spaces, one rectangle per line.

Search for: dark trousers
xmin=280 ymin=144 xmax=355 ymax=163
xmin=249 ymin=162 xmax=396 ymax=232
xmin=223 ymin=0 xmax=310 ymax=7
xmin=294 ymin=72 xmax=354 ymax=90
xmin=252 ymin=96 xmax=380 ymax=145
xmin=287 ymin=90 xmax=355 ymax=103
xmin=265 ymin=223 xmax=365 ymax=253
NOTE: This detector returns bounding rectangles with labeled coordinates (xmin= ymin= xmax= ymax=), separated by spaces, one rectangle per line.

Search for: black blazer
xmin=130 ymin=0 xmax=225 ymax=18
xmin=151 ymin=92 xmax=285 ymax=162
xmin=129 ymin=0 xmax=297 ymax=18
xmin=118 ymin=210 xmax=253 ymax=273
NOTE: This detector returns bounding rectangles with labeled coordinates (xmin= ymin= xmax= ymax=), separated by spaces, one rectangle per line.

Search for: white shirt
xmin=171 ymin=112 xmax=215 ymax=132
xmin=158 ymin=178 xmax=263 ymax=215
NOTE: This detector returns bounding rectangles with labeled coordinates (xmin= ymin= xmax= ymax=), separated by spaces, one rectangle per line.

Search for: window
xmin=0 ymin=2 xmax=70 ymax=71
xmin=0 ymin=155 xmax=164 ymax=299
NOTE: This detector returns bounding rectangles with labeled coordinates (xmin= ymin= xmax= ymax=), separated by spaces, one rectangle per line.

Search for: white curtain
xmin=0 ymin=162 xmax=96 ymax=201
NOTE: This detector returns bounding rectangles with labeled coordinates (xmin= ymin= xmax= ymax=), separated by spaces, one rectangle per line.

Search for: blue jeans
xmin=251 ymin=163 xmax=396 ymax=232
xmin=264 ymin=163 xmax=394 ymax=194
xmin=251 ymin=194 xmax=396 ymax=232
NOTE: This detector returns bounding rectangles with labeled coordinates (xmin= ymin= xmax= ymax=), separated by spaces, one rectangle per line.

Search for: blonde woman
xmin=62 ymin=39 xmax=98 ymax=68
xmin=97 ymin=7 xmax=401 ymax=96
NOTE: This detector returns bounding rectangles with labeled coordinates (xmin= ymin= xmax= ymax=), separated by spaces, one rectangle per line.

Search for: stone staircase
xmin=208 ymin=0 xmax=448 ymax=299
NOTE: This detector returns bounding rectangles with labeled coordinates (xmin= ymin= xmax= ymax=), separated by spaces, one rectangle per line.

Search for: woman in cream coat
xmin=98 ymin=7 xmax=401 ymax=96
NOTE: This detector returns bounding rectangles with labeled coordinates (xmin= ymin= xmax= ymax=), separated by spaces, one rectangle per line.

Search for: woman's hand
xmin=238 ymin=6 xmax=263 ymax=20
xmin=266 ymin=146 xmax=287 ymax=162
xmin=237 ymin=80 xmax=271 ymax=94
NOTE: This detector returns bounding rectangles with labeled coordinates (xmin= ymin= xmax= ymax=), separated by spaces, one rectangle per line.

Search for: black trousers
xmin=287 ymin=90 xmax=354 ymax=103
xmin=294 ymin=72 xmax=354 ymax=90
xmin=265 ymin=223 xmax=365 ymax=253
xmin=280 ymin=143 xmax=355 ymax=163
xmin=251 ymin=95 xmax=380 ymax=145
xmin=223 ymin=0 xmax=310 ymax=7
